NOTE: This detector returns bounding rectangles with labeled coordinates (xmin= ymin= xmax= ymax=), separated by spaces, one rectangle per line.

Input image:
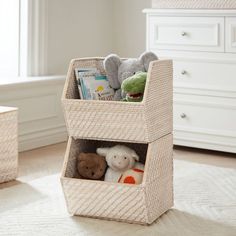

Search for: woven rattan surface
xmin=0 ymin=107 xmax=18 ymax=183
xmin=62 ymin=58 xmax=173 ymax=143
xmin=61 ymin=135 xmax=173 ymax=224
xmin=152 ymin=0 xmax=236 ymax=9
xmin=61 ymin=57 xmax=173 ymax=224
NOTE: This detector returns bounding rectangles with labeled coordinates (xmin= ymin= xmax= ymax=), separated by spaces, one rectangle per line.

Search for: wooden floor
xmin=18 ymin=142 xmax=67 ymax=182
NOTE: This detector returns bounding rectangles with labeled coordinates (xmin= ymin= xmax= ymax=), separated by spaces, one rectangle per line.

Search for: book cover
xmin=74 ymin=67 xmax=114 ymax=101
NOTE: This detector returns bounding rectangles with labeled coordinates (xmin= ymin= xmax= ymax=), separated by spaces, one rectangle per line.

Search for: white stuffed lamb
xmin=96 ymin=145 xmax=144 ymax=182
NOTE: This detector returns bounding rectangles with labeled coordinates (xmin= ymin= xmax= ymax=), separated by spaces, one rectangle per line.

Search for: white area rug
xmin=0 ymin=160 xmax=236 ymax=236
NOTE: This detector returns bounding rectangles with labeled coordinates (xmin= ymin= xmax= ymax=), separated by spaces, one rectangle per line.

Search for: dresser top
xmin=143 ymin=9 xmax=236 ymax=17
xmin=0 ymin=106 xmax=18 ymax=114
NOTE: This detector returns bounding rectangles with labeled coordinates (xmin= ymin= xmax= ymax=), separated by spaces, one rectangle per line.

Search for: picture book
xmin=74 ymin=68 xmax=114 ymax=101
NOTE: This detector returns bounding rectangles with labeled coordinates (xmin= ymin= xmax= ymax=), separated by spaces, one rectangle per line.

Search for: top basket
xmin=62 ymin=57 xmax=173 ymax=143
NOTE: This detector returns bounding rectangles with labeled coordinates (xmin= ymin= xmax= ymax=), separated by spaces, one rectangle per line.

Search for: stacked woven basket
xmin=61 ymin=57 xmax=174 ymax=224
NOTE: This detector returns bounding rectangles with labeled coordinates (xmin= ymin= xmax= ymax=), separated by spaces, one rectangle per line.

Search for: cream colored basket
xmin=62 ymin=58 xmax=173 ymax=143
xmin=61 ymin=56 xmax=173 ymax=225
xmin=0 ymin=106 xmax=18 ymax=183
xmin=61 ymin=134 xmax=173 ymax=225
xmin=152 ymin=0 xmax=236 ymax=9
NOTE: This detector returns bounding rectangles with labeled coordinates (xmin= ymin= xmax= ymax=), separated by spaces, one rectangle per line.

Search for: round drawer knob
xmin=181 ymin=70 xmax=187 ymax=75
xmin=181 ymin=31 xmax=187 ymax=36
xmin=180 ymin=113 xmax=187 ymax=119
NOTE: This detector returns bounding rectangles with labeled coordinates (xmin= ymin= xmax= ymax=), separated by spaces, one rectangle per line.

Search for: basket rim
xmin=62 ymin=57 xmax=171 ymax=104
xmin=61 ymin=97 xmax=145 ymax=106
xmin=0 ymin=106 xmax=18 ymax=114
xmin=60 ymin=175 xmax=145 ymax=189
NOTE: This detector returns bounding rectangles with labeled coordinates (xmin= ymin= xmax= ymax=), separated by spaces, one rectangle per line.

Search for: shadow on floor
xmin=0 ymin=181 xmax=45 ymax=213
xmin=174 ymin=145 xmax=236 ymax=158
xmin=0 ymin=180 xmax=23 ymax=190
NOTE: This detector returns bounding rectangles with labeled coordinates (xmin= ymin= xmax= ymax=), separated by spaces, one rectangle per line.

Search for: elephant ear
xmin=139 ymin=52 xmax=158 ymax=71
xmin=104 ymin=54 xmax=122 ymax=89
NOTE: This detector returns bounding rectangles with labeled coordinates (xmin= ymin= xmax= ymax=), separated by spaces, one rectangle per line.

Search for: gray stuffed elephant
xmin=103 ymin=52 xmax=158 ymax=100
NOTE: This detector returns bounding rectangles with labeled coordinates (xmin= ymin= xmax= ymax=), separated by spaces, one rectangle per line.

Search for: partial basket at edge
xmin=62 ymin=58 xmax=173 ymax=143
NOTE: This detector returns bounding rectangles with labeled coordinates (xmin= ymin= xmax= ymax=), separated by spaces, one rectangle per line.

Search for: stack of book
xmin=75 ymin=68 xmax=114 ymax=101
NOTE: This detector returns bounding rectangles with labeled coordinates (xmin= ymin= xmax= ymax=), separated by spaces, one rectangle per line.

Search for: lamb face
xmin=97 ymin=145 xmax=139 ymax=172
xmin=106 ymin=145 xmax=139 ymax=172
xmin=108 ymin=153 xmax=130 ymax=171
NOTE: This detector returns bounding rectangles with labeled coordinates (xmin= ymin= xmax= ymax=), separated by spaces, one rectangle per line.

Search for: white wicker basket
xmin=0 ymin=106 xmax=18 ymax=183
xmin=62 ymin=58 xmax=173 ymax=143
xmin=152 ymin=0 xmax=236 ymax=9
xmin=61 ymin=56 xmax=173 ymax=224
xmin=61 ymin=134 xmax=173 ymax=225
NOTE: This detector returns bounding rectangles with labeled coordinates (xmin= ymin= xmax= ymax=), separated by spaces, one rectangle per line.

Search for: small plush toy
xmin=77 ymin=153 xmax=107 ymax=180
xmin=96 ymin=145 xmax=144 ymax=182
xmin=121 ymin=72 xmax=147 ymax=102
xmin=118 ymin=168 xmax=144 ymax=185
xmin=104 ymin=52 xmax=158 ymax=100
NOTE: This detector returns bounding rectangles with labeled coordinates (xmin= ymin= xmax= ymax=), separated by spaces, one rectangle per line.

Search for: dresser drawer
xmin=148 ymin=16 xmax=224 ymax=52
xmin=174 ymin=102 xmax=236 ymax=136
xmin=226 ymin=17 xmax=236 ymax=53
xmin=173 ymin=60 xmax=236 ymax=91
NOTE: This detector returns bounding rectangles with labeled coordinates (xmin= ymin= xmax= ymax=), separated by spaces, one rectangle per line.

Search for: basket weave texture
xmin=62 ymin=58 xmax=173 ymax=143
xmin=61 ymin=134 xmax=173 ymax=224
xmin=61 ymin=57 xmax=173 ymax=225
xmin=152 ymin=0 xmax=236 ymax=9
xmin=0 ymin=107 xmax=18 ymax=183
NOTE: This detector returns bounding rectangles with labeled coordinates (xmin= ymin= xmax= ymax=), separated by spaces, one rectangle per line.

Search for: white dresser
xmin=144 ymin=9 xmax=236 ymax=153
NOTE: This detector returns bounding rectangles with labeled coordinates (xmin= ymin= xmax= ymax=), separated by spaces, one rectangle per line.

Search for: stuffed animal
xmin=118 ymin=167 xmax=144 ymax=185
xmin=96 ymin=145 xmax=144 ymax=182
xmin=104 ymin=52 xmax=158 ymax=100
xmin=77 ymin=153 xmax=107 ymax=180
xmin=121 ymin=72 xmax=147 ymax=102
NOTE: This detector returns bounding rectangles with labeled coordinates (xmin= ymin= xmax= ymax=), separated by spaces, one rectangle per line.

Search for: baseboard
xmin=19 ymin=125 xmax=68 ymax=152
xmin=174 ymin=128 xmax=236 ymax=153
xmin=0 ymin=75 xmax=67 ymax=152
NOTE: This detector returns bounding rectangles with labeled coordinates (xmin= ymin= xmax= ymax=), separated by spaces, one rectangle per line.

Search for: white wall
xmin=47 ymin=0 xmax=114 ymax=75
xmin=0 ymin=76 xmax=66 ymax=152
xmin=113 ymin=0 xmax=151 ymax=58
xmin=47 ymin=0 xmax=151 ymax=75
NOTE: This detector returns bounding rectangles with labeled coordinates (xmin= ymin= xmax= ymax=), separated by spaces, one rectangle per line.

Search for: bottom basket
xmin=61 ymin=134 xmax=173 ymax=225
